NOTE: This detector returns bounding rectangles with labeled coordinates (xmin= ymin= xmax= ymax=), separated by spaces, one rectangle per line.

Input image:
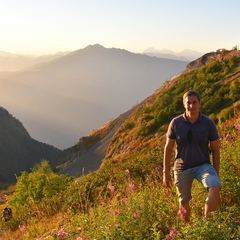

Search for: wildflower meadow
xmin=0 ymin=106 xmax=240 ymax=239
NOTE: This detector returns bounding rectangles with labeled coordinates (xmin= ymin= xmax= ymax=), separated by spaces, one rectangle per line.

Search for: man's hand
xmin=163 ymin=172 xmax=172 ymax=187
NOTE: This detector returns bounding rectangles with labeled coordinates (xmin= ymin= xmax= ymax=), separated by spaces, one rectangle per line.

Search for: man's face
xmin=183 ymin=95 xmax=201 ymax=114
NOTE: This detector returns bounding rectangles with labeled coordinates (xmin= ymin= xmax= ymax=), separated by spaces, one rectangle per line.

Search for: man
xmin=163 ymin=90 xmax=221 ymax=221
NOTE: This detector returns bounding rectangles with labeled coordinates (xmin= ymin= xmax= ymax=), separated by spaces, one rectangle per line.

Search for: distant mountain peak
xmin=143 ymin=47 xmax=204 ymax=61
xmin=85 ymin=43 xmax=104 ymax=49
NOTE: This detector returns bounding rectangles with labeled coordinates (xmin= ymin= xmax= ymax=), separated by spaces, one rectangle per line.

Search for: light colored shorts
xmin=174 ymin=163 xmax=221 ymax=205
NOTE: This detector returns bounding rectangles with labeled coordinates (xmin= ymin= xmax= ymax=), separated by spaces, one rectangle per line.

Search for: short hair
xmin=183 ymin=90 xmax=201 ymax=102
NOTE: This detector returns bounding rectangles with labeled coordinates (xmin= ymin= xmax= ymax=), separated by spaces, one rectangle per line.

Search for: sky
xmin=1 ymin=0 xmax=240 ymax=56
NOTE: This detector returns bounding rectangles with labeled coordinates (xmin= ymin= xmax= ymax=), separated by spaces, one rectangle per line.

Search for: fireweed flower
xmin=108 ymin=184 xmax=115 ymax=193
xmin=134 ymin=209 xmax=139 ymax=219
xmin=76 ymin=237 xmax=83 ymax=240
xmin=19 ymin=225 xmax=26 ymax=233
xmin=129 ymin=183 xmax=135 ymax=190
xmin=235 ymin=123 xmax=240 ymax=130
xmin=122 ymin=197 xmax=128 ymax=204
xmin=112 ymin=209 xmax=120 ymax=215
xmin=177 ymin=207 xmax=187 ymax=220
xmin=57 ymin=229 xmax=66 ymax=237
xmin=168 ymin=226 xmax=177 ymax=239
xmin=226 ymin=133 xmax=232 ymax=140
xmin=125 ymin=169 xmax=130 ymax=175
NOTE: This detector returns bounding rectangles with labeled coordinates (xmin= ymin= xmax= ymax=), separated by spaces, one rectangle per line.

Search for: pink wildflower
xmin=129 ymin=183 xmax=135 ymax=190
xmin=125 ymin=169 xmax=130 ymax=174
xmin=235 ymin=124 xmax=240 ymax=130
xmin=122 ymin=197 xmax=128 ymax=204
xmin=57 ymin=229 xmax=66 ymax=237
xmin=108 ymin=184 xmax=115 ymax=192
xmin=19 ymin=225 xmax=26 ymax=233
xmin=226 ymin=133 xmax=232 ymax=140
xmin=134 ymin=209 xmax=139 ymax=219
xmin=113 ymin=209 xmax=120 ymax=215
xmin=168 ymin=226 xmax=177 ymax=239
xmin=76 ymin=237 xmax=83 ymax=240
xmin=177 ymin=207 xmax=187 ymax=221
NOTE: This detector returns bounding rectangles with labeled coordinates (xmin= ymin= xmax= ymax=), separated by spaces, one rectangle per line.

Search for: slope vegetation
xmin=1 ymin=48 xmax=240 ymax=239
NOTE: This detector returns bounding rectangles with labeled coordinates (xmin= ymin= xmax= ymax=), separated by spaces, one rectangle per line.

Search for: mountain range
xmin=143 ymin=47 xmax=204 ymax=61
xmin=0 ymin=44 xmax=188 ymax=149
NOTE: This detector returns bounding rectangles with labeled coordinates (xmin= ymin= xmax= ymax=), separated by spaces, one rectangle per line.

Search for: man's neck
xmin=186 ymin=112 xmax=199 ymax=123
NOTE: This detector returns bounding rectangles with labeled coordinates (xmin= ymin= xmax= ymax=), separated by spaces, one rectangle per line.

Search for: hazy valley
xmin=0 ymin=44 xmax=188 ymax=149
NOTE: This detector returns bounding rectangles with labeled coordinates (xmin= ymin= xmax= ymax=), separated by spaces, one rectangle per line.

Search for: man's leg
xmin=194 ymin=164 xmax=221 ymax=219
xmin=174 ymin=169 xmax=194 ymax=222
xmin=204 ymin=186 xmax=220 ymax=219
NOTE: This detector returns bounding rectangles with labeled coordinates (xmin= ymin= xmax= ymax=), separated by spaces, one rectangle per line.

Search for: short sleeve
xmin=166 ymin=119 xmax=176 ymax=139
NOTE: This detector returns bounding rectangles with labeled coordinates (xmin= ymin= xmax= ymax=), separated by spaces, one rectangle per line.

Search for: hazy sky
xmin=1 ymin=0 xmax=240 ymax=55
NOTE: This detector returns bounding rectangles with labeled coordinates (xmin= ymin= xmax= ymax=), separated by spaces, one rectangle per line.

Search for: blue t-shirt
xmin=167 ymin=112 xmax=219 ymax=170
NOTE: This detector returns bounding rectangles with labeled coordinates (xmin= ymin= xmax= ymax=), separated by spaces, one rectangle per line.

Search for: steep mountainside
xmin=0 ymin=44 xmax=188 ymax=149
xmin=0 ymin=107 xmax=61 ymax=184
xmin=54 ymin=49 xmax=240 ymax=177
xmin=54 ymin=106 xmax=139 ymax=176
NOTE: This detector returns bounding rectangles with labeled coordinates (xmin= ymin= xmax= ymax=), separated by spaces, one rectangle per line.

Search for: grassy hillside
xmin=0 ymin=49 xmax=240 ymax=239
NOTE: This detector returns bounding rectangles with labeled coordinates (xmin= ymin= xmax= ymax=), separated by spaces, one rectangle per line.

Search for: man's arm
xmin=163 ymin=137 xmax=175 ymax=187
xmin=210 ymin=139 xmax=220 ymax=176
